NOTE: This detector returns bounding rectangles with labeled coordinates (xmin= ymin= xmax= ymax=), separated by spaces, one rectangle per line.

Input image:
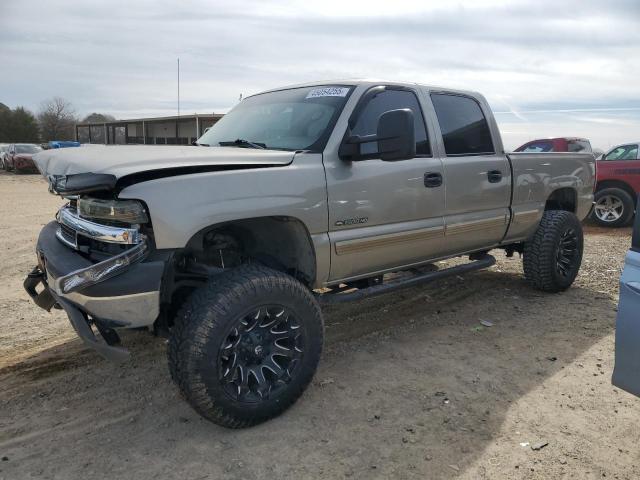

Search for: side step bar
xmin=317 ymin=254 xmax=496 ymax=305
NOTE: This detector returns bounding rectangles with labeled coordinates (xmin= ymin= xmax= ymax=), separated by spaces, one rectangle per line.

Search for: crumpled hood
xmin=33 ymin=145 xmax=296 ymax=179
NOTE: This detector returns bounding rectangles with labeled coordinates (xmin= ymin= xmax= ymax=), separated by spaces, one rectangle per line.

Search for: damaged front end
xmin=24 ymin=172 xmax=166 ymax=362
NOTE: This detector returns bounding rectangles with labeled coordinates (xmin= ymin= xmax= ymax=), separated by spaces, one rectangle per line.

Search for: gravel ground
xmin=0 ymin=171 xmax=638 ymax=480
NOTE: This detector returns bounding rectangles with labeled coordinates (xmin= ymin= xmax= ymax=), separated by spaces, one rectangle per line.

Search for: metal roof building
xmin=75 ymin=113 xmax=224 ymax=145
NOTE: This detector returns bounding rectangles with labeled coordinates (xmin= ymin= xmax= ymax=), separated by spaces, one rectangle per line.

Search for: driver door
xmin=323 ymin=86 xmax=446 ymax=283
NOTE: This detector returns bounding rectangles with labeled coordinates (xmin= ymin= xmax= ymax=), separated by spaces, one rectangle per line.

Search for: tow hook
xmin=23 ymin=267 xmax=58 ymax=311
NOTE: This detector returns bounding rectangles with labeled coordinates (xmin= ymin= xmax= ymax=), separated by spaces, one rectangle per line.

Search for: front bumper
xmin=24 ymin=221 xmax=167 ymax=361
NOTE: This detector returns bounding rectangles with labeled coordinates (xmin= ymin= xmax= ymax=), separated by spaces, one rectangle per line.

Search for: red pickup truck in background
xmin=592 ymin=142 xmax=640 ymax=227
xmin=514 ymin=137 xmax=592 ymax=153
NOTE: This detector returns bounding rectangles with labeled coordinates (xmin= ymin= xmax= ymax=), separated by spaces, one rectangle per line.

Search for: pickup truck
xmin=25 ymin=80 xmax=595 ymax=428
xmin=591 ymin=141 xmax=639 ymax=227
xmin=514 ymin=137 xmax=592 ymax=154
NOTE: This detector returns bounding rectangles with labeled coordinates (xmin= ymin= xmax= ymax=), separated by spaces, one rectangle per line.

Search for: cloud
xmin=1 ymin=0 xmax=639 ymax=149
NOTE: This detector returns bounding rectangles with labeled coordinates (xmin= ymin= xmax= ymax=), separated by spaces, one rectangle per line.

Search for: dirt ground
xmin=0 ymin=171 xmax=638 ymax=480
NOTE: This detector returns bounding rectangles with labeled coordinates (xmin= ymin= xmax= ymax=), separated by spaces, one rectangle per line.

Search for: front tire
xmin=591 ymin=188 xmax=635 ymax=227
xmin=523 ymin=210 xmax=583 ymax=292
xmin=168 ymin=265 xmax=324 ymax=428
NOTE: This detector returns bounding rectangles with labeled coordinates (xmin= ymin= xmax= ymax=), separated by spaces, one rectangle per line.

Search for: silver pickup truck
xmin=25 ymin=80 xmax=595 ymax=428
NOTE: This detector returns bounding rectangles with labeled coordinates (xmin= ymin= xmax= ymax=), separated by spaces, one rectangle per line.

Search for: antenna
xmin=177 ymin=58 xmax=180 ymax=117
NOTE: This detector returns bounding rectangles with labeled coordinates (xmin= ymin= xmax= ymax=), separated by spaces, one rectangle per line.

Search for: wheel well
xmin=184 ymin=216 xmax=317 ymax=287
xmin=545 ymin=187 xmax=577 ymax=213
xmin=595 ymin=180 xmax=637 ymax=201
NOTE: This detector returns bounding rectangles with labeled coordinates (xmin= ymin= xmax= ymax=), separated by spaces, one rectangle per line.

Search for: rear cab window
xmin=430 ymin=93 xmax=495 ymax=156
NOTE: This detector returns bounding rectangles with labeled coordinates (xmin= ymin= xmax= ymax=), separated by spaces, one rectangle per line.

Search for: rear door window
xmin=352 ymin=88 xmax=430 ymax=157
xmin=430 ymin=93 xmax=495 ymax=156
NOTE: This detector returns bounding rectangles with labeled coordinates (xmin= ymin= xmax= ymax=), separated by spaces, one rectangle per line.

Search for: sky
xmin=1 ymin=0 xmax=639 ymax=151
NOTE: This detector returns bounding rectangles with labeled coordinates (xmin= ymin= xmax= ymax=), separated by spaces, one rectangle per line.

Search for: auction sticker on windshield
xmin=306 ymin=87 xmax=350 ymax=99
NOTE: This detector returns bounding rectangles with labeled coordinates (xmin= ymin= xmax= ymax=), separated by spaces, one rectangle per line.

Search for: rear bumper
xmin=24 ymin=221 xmax=168 ymax=360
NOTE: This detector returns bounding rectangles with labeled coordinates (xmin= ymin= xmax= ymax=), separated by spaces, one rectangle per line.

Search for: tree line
xmin=0 ymin=98 xmax=115 ymax=144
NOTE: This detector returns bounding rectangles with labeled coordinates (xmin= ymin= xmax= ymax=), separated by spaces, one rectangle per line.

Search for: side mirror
xmin=338 ymin=108 xmax=416 ymax=161
xmin=377 ymin=109 xmax=415 ymax=161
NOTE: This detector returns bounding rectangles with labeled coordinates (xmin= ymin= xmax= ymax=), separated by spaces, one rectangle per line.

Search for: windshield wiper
xmin=218 ymin=139 xmax=267 ymax=149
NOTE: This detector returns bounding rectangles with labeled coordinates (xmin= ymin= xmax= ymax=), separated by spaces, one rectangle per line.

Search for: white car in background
xmin=0 ymin=144 xmax=10 ymax=169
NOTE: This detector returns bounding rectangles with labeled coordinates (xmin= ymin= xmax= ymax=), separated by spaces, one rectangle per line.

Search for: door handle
xmin=487 ymin=170 xmax=502 ymax=183
xmin=424 ymin=172 xmax=443 ymax=188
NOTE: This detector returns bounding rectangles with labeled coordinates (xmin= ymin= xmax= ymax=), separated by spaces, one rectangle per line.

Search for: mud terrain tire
xmin=523 ymin=210 xmax=583 ymax=292
xmin=168 ymin=265 xmax=324 ymax=428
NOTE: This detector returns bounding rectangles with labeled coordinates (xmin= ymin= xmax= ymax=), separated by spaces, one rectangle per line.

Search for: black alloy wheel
xmin=556 ymin=227 xmax=579 ymax=278
xmin=218 ymin=305 xmax=304 ymax=402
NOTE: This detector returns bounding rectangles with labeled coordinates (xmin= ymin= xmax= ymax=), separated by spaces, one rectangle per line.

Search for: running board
xmin=317 ymin=254 xmax=496 ymax=305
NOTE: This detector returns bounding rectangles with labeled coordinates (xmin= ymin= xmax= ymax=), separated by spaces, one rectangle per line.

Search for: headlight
xmin=78 ymin=198 xmax=149 ymax=224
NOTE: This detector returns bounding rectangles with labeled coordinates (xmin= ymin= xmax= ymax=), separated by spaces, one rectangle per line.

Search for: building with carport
xmin=75 ymin=113 xmax=224 ymax=145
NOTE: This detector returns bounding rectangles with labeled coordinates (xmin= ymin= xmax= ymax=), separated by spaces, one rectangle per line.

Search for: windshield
xmin=16 ymin=144 xmax=42 ymax=154
xmin=197 ymin=85 xmax=353 ymax=152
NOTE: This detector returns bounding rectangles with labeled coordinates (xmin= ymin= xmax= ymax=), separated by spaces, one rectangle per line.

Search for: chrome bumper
xmin=52 ymin=205 xmax=149 ymax=294
xmin=56 ymin=205 xmax=142 ymax=249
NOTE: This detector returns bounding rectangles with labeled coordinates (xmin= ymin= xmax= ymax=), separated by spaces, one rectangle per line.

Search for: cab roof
xmin=253 ymin=79 xmax=483 ymax=100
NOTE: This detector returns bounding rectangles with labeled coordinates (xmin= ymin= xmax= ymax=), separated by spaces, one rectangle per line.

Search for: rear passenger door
xmin=428 ymin=92 xmax=511 ymax=254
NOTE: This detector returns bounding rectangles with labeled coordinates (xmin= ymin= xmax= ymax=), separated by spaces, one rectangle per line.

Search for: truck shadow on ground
xmin=0 ymin=267 xmax=618 ymax=479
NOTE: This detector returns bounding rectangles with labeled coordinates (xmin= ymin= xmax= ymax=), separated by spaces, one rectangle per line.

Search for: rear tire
xmin=523 ymin=210 xmax=583 ymax=292
xmin=168 ymin=265 xmax=324 ymax=428
xmin=591 ymin=188 xmax=635 ymax=227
